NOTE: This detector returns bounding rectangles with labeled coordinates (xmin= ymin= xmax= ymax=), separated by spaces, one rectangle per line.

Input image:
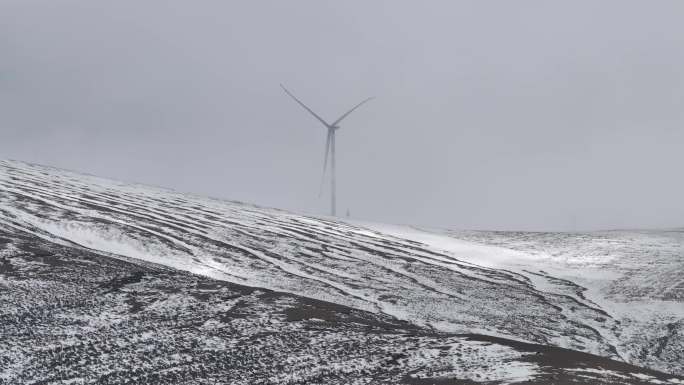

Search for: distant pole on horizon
xmin=280 ymin=84 xmax=373 ymax=217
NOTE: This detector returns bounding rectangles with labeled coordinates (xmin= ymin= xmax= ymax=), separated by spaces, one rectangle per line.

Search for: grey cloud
xmin=1 ymin=0 xmax=683 ymax=231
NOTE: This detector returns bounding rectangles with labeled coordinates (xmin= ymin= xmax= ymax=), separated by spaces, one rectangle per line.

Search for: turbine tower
xmin=281 ymin=84 xmax=373 ymax=216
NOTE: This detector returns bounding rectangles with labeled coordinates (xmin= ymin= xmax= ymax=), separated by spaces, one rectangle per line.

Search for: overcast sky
xmin=2 ymin=1 xmax=683 ymax=231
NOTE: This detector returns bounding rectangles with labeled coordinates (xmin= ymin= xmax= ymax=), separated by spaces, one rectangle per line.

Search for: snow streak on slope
xmin=357 ymin=223 xmax=684 ymax=374
xmin=0 ymin=160 xmax=681 ymax=374
xmin=427 ymin=228 xmax=684 ymax=375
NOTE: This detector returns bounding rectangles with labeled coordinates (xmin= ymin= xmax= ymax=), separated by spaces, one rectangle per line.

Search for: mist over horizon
xmin=2 ymin=1 xmax=684 ymax=232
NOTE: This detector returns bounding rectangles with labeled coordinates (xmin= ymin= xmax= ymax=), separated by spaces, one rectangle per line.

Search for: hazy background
xmin=2 ymin=1 xmax=683 ymax=231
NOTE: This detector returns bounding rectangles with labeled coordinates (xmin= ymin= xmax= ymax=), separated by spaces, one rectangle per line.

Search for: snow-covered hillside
xmin=0 ymin=159 xmax=682 ymax=377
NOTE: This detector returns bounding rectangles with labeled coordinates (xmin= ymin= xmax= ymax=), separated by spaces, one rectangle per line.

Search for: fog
xmin=2 ymin=0 xmax=683 ymax=231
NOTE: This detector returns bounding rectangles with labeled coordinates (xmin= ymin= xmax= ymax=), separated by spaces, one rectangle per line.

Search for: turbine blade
xmin=331 ymin=96 xmax=374 ymax=127
xmin=280 ymin=84 xmax=332 ymax=128
xmin=318 ymin=128 xmax=332 ymax=197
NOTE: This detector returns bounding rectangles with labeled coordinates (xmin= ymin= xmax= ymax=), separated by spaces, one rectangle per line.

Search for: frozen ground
xmin=363 ymin=223 xmax=684 ymax=375
xmin=1 ymin=159 xmax=682 ymax=383
xmin=2 ymin=227 xmax=682 ymax=385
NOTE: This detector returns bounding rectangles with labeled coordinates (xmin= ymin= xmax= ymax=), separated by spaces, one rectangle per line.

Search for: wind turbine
xmin=281 ymin=84 xmax=373 ymax=217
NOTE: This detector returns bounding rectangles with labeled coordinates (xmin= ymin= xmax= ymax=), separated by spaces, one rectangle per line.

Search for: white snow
xmin=1 ymin=159 xmax=683 ymax=376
